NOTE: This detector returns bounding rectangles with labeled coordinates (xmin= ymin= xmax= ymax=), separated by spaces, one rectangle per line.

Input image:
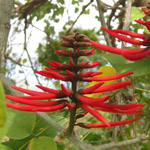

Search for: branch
xmin=14 ymin=0 xmax=22 ymax=6
xmin=107 ymin=0 xmax=124 ymax=29
xmin=96 ymin=0 xmax=112 ymax=46
xmin=0 ymin=0 xmax=13 ymax=72
xmin=23 ymin=19 xmax=42 ymax=86
xmin=122 ymin=0 xmax=133 ymax=31
xmin=121 ymin=0 xmax=133 ymax=47
xmin=94 ymin=134 xmax=148 ymax=150
xmin=13 ymin=0 xmax=48 ymax=19
xmin=0 ymin=73 xmax=22 ymax=96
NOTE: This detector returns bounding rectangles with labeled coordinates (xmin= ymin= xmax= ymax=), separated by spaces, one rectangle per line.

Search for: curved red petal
xmin=102 ymin=27 xmax=144 ymax=45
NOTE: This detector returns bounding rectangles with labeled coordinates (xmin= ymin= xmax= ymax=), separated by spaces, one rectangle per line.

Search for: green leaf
xmin=0 ymin=144 xmax=12 ymax=150
xmin=57 ymin=142 xmax=65 ymax=150
xmin=0 ymin=81 xmax=6 ymax=142
xmin=5 ymin=109 xmax=36 ymax=140
xmin=131 ymin=7 xmax=145 ymax=21
xmin=0 ymin=81 xmax=6 ymax=126
xmin=19 ymin=70 xmax=24 ymax=73
xmin=29 ymin=136 xmax=57 ymax=150
xmin=22 ymin=58 xmax=27 ymax=64
xmin=32 ymin=115 xmax=57 ymax=138
xmin=0 ymin=127 xmax=6 ymax=143
xmin=75 ymin=7 xmax=79 ymax=13
xmin=104 ymin=53 xmax=150 ymax=76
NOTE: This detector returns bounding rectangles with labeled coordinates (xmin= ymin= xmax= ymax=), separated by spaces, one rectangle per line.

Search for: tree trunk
xmin=0 ymin=0 xmax=14 ymax=72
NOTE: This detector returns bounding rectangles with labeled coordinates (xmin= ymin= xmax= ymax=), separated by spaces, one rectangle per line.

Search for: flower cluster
xmin=91 ymin=7 xmax=150 ymax=61
xmin=6 ymin=32 xmax=144 ymax=134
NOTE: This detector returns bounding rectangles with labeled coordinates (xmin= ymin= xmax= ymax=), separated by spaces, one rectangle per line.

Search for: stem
xmin=65 ymin=48 xmax=78 ymax=136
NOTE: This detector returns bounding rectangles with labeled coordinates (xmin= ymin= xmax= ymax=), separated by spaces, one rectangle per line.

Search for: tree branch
xmin=96 ymin=0 xmax=112 ymax=46
xmin=13 ymin=0 xmax=48 ymax=19
xmin=0 ymin=0 xmax=14 ymax=72
xmin=122 ymin=0 xmax=133 ymax=31
xmin=94 ymin=134 xmax=148 ymax=150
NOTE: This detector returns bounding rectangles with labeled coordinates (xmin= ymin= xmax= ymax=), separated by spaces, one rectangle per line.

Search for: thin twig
xmin=23 ymin=18 xmax=42 ymax=86
xmin=107 ymin=0 xmax=124 ymax=29
xmin=143 ymin=108 xmax=150 ymax=134
xmin=66 ymin=0 xmax=94 ymax=34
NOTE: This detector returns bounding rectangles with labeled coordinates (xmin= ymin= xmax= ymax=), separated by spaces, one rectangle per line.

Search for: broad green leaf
xmin=0 ymin=144 xmax=12 ymax=150
xmin=32 ymin=115 xmax=57 ymax=138
xmin=0 ymin=127 xmax=6 ymax=143
xmin=29 ymin=136 xmax=57 ymax=150
xmin=5 ymin=109 xmax=36 ymax=140
xmin=0 ymin=81 xmax=7 ymax=142
xmin=85 ymin=66 xmax=117 ymax=98
xmin=0 ymin=81 xmax=6 ymax=126
xmin=105 ymin=53 xmax=150 ymax=76
xmin=131 ymin=7 xmax=145 ymax=21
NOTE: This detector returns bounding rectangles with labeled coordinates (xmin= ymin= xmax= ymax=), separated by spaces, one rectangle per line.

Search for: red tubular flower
xmin=142 ymin=8 xmax=150 ymax=16
xmin=6 ymin=32 xmax=144 ymax=133
xmin=77 ymin=116 xmax=141 ymax=128
xmin=78 ymin=82 xmax=104 ymax=94
xmin=80 ymin=104 xmax=110 ymax=127
xmin=61 ymin=84 xmax=72 ymax=96
xmin=90 ymin=8 xmax=150 ymax=61
xmin=76 ymin=94 xmax=109 ymax=105
xmin=5 ymin=95 xmax=65 ymax=106
xmin=6 ymin=102 xmax=66 ymax=112
xmin=102 ymin=27 xmax=144 ymax=45
xmin=83 ymin=72 xmax=133 ymax=81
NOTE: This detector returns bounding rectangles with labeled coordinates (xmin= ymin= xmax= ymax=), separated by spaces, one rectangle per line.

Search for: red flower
xmin=91 ymin=8 xmax=150 ymax=61
xmin=6 ymin=33 xmax=144 ymax=131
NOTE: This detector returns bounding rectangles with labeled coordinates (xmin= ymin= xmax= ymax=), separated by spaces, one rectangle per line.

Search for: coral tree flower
xmin=6 ymin=32 xmax=144 ymax=131
xmin=91 ymin=8 xmax=150 ymax=61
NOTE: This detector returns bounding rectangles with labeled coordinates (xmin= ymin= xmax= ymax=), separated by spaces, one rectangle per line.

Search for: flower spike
xmin=6 ymin=32 xmax=144 ymax=134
